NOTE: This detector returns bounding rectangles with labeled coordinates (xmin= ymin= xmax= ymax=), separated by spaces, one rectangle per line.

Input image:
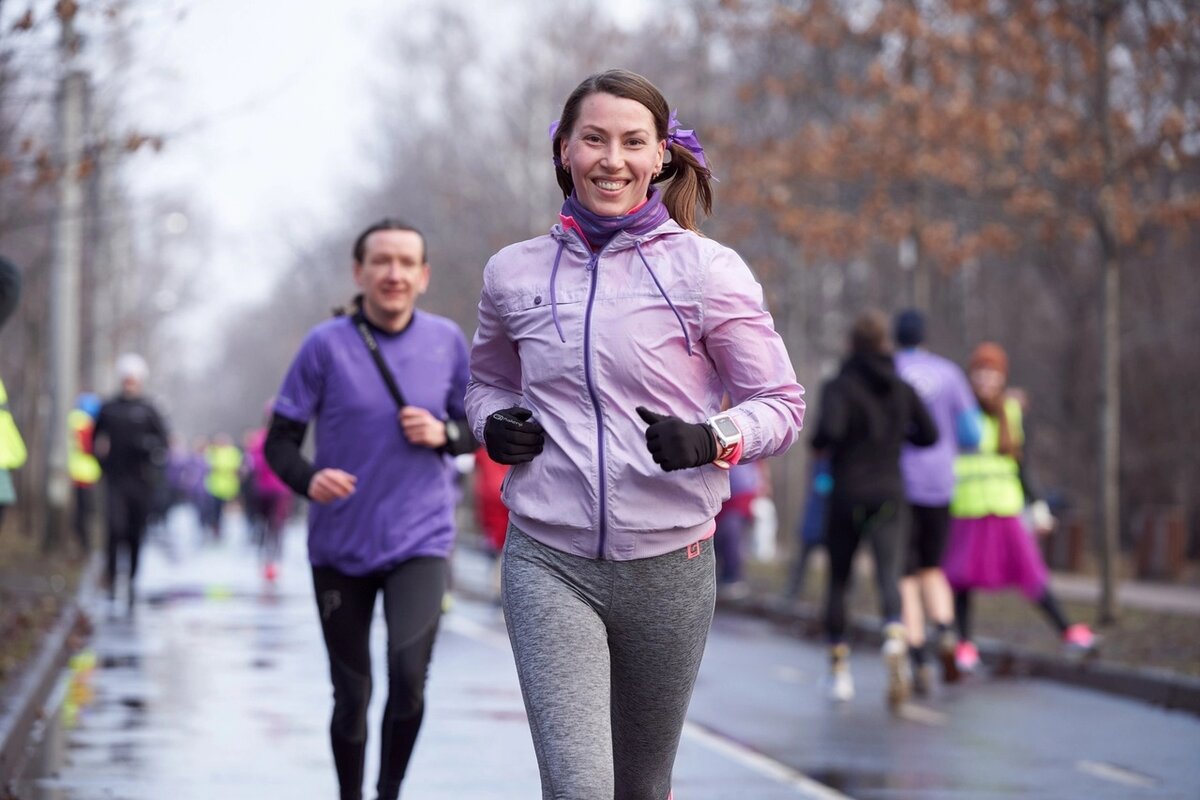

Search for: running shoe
xmin=825 ymin=644 xmax=855 ymax=702
xmin=826 ymin=664 xmax=855 ymax=702
xmin=955 ymin=640 xmax=980 ymax=673
xmin=882 ymin=623 xmax=910 ymax=707
xmin=937 ymin=628 xmax=961 ymax=684
xmin=264 ymin=562 xmax=279 ymax=583
xmin=1062 ymin=623 xmax=1097 ymax=653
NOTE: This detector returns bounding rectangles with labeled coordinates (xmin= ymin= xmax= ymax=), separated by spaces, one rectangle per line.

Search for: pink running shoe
xmin=1062 ymin=623 xmax=1096 ymax=652
xmin=955 ymin=640 xmax=980 ymax=673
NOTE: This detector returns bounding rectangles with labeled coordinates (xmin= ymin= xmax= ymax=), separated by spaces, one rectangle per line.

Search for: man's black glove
xmin=484 ymin=407 xmax=545 ymax=465
xmin=636 ymin=406 xmax=716 ymax=472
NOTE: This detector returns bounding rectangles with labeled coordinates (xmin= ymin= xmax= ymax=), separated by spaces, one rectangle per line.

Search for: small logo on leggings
xmin=686 ymin=541 xmax=701 ymax=559
xmin=321 ymin=590 xmax=341 ymax=620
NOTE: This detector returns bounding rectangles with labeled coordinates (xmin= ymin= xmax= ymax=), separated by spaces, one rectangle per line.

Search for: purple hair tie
xmin=666 ymin=109 xmax=710 ymax=172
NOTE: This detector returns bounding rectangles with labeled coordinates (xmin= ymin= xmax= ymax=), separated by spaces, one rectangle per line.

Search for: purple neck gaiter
xmin=561 ymin=186 xmax=670 ymax=251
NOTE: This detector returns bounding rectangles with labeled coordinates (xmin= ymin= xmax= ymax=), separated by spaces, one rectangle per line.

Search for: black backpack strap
xmin=352 ymin=310 xmax=407 ymax=409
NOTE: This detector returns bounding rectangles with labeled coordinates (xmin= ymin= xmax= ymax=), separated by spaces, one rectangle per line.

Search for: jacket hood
xmin=844 ymin=352 xmax=900 ymax=395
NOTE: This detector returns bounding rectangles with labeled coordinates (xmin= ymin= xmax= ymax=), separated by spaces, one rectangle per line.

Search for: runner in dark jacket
xmin=92 ymin=353 xmax=170 ymax=612
xmin=811 ymin=309 xmax=937 ymax=707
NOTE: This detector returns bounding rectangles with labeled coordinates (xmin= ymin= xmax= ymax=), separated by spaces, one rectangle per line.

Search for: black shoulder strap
xmin=352 ymin=310 xmax=407 ymax=409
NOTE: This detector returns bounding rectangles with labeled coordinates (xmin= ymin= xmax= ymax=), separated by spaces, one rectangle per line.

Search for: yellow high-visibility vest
xmin=205 ymin=444 xmax=243 ymax=501
xmin=950 ymin=397 xmax=1025 ymax=519
xmin=0 ymin=377 xmax=27 ymax=470
xmin=68 ymin=408 xmax=102 ymax=485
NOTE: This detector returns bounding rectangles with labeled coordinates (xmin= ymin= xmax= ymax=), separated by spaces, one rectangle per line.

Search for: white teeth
xmin=596 ymin=180 xmax=625 ymax=190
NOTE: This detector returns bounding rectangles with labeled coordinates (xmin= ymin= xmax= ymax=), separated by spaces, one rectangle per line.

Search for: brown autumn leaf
xmin=1160 ymin=107 xmax=1185 ymax=143
xmin=11 ymin=9 xmax=34 ymax=31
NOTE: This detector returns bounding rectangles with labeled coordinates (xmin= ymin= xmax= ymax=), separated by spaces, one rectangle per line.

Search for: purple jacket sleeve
xmin=465 ymin=263 xmax=524 ymax=441
xmin=700 ymin=247 xmax=805 ymax=460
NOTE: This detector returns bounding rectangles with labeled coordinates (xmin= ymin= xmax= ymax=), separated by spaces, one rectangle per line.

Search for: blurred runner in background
xmin=893 ymin=309 xmax=980 ymax=693
xmin=68 ymin=392 xmax=104 ymax=555
xmin=93 ymin=353 xmax=170 ymax=613
xmin=265 ymin=218 xmax=473 ymax=800
xmin=811 ymin=310 xmax=937 ymax=707
xmin=944 ymin=342 xmax=1096 ymax=672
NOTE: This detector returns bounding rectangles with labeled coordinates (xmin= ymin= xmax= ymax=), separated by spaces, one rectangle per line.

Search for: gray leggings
xmin=502 ymin=525 xmax=716 ymax=800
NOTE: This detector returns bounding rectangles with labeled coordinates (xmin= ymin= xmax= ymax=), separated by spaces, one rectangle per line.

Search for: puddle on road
xmin=806 ymin=767 xmax=1007 ymax=796
xmin=807 ymin=767 xmax=921 ymax=794
xmin=99 ymin=654 xmax=140 ymax=669
xmin=143 ymin=585 xmax=276 ymax=607
xmin=6 ymin=647 xmax=158 ymax=799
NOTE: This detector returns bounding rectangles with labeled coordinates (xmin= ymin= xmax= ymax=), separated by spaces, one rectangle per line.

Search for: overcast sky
xmin=131 ymin=0 xmax=399 ymax=300
xmin=121 ymin=0 xmax=646 ymax=367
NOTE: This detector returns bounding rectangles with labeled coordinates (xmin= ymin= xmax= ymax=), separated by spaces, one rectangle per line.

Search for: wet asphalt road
xmin=11 ymin=508 xmax=1200 ymax=799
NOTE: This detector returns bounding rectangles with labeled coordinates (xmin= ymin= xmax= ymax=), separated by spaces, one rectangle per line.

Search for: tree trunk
xmin=1094 ymin=0 xmax=1122 ymax=624
xmin=45 ymin=30 xmax=87 ymax=553
xmin=1098 ymin=247 xmax=1120 ymax=624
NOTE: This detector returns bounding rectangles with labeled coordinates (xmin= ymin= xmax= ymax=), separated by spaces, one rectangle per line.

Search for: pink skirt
xmin=943 ymin=515 xmax=1048 ymax=600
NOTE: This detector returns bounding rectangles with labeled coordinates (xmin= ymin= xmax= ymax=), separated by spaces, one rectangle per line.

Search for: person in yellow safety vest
xmin=203 ymin=433 xmax=243 ymax=541
xmin=0 ymin=376 xmax=27 ymax=532
xmin=941 ymin=341 xmax=1096 ymax=673
xmin=0 ymin=256 xmax=24 ymax=533
xmin=69 ymin=393 xmax=104 ymax=554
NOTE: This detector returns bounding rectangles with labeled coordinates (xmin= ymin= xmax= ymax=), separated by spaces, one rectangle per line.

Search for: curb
xmin=720 ymin=593 xmax=1200 ymax=718
xmin=0 ymin=552 xmax=100 ymax=786
xmin=981 ymin=641 xmax=1200 ymax=716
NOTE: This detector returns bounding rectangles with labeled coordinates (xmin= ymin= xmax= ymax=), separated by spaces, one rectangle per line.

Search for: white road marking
xmin=683 ymin=720 xmax=854 ymax=799
xmin=1076 ymin=760 xmax=1158 ymax=788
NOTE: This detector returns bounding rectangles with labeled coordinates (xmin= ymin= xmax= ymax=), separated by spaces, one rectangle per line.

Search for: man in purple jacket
xmin=894 ymin=309 xmax=981 ymax=691
xmin=264 ymin=219 xmax=474 ymax=800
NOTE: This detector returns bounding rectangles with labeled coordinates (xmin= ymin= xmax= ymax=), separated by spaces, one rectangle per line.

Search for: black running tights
xmin=955 ymin=586 xmax=1070 ymax=642
xmin=312 ymin=557 xmax=446 ymax=800
xmin=823 ymin=496 xmax=906 ymax=644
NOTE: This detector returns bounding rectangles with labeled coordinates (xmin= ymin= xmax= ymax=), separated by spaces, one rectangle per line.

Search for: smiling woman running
xmin=466 ymin=69 xmax=806 ymax=800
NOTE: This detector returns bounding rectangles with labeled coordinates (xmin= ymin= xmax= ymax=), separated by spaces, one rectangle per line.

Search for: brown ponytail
xmin=657 ymin=141 xmax=713 ymax=232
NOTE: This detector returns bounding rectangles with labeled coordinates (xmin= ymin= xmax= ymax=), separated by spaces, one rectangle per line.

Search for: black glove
xmin=483 ymin=407 xmax=545 ymax=465
xmin=636 ymin=406 xmax=717 ymax=472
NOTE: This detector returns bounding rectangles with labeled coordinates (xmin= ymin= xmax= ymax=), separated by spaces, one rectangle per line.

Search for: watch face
xmin=714 ymin=417 xmax=740 ymax=438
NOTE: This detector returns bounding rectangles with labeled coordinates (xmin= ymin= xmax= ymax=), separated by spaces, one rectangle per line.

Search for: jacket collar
xmin=549 ymin=217 xmax=688 ymax=257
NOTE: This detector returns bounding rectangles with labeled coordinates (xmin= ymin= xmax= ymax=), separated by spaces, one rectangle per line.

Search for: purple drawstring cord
xmin=634 ymin=241 xmax=693 ymax=357
xmin=549 ymin=231 xmax=693 ymax=357
xmin=549 ymin=240 xmax=567 ymax=343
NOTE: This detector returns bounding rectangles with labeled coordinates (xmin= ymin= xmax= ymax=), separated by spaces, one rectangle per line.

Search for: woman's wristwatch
xmin=706 ymin=414 xmax=743 ymax=470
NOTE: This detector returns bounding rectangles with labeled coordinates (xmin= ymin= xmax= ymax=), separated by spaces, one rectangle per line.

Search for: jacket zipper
xmin=582 ymin=245 xmax=609 ymax=559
